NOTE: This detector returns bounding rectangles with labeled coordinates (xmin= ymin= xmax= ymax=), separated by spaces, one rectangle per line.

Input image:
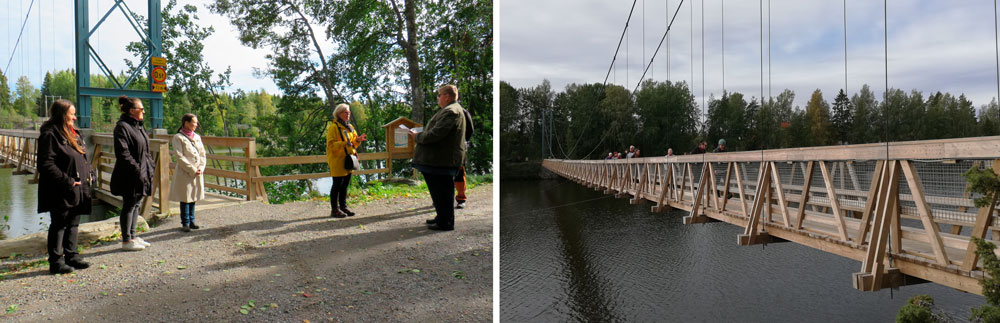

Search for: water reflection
xmin=0 ymin=168 xmax=112 ymax=239
xmin=500 ymin=179 xmax=985 ymax=322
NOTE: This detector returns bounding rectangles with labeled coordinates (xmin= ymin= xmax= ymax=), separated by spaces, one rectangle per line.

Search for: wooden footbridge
xmin=543 ymin=136 xmax=1000 ymax=295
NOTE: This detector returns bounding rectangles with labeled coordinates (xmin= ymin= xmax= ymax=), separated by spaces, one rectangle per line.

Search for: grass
xmin=314 ymin=173 xmax=492 ymax=205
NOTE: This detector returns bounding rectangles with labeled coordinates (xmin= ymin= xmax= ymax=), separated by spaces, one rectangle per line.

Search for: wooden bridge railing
xmin=543 ymin=136 xmax=1000 ymax=295
xmin=0 ymin=129 xmax=402 ymax=218
xmin=0 ymin=129 xmax=40 ymax=181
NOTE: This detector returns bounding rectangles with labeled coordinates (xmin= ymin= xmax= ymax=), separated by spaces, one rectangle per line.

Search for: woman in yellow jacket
xmin=326 ymin=103 xmax=366 ymax=218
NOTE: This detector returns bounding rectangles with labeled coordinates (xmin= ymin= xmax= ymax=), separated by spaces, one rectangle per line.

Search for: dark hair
xmin=118 ymin=95 xmax=141 ymax=113
xmin=44 ymin=99 xmax=85 ymax=155
xmin=177 ymin=113 xmax=197 ymax=133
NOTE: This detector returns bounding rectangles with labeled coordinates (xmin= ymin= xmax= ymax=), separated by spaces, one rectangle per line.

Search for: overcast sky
xmin=1 ymin=0 xmax=279 ymax=95
xmin=500 ymin=0 xmax=1000 ymax=110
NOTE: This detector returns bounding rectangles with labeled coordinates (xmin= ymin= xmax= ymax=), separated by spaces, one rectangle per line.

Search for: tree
xmin=805 ymin=89 xmax=833 ymax=146
xmin=851 ymin=84 xmax=879 ymax=144
xmin=0 ymin=68 xmax=11 ymax=114
xmin=981 ymin=99 xmax=1000 ymax=137
xmin=599 ymin=85 xmax=636 ymax=154
xmin=500 ymin=81 xmax=524 ymax=160
xmin=129 ymin=0 xmax=233 ymax=135
xmin=831 ymin=89 xmax=853 ymax=144
xmin=13 ymin=76 xmax=39 ymax=118
xmin=210 ymin=0 xmax=347 ymax=121
xmin=634 ymin=80 xmax=699 ymax=155
xmin=706 ymin=91 xmax=749 ymax=151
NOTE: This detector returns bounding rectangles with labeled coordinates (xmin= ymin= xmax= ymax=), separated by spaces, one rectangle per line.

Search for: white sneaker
xmin=134 ymin=237 xmax=151 ymax=247
xmin=121 ymin=240 xmax=146 ymax=251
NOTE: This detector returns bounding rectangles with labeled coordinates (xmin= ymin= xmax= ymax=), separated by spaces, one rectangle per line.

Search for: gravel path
xmin=0 ymin=185 xmax=493 ymax=322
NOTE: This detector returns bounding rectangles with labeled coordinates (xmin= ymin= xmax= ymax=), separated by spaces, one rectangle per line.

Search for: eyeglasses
xmin=133 ymin=107 xmax=145 ymax=111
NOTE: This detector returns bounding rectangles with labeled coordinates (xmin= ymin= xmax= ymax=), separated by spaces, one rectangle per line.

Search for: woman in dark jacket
xmin=110 ymin=95 xmax=155 ymax=251
xmin=37 ymin=99 xmax=92 ymax=274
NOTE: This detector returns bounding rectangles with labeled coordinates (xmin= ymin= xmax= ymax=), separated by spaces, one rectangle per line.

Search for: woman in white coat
xmin=170 ymin=113 xmax=207 ymax=232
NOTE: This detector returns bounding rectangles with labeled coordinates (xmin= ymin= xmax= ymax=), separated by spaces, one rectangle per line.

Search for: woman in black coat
xmin=37 ymin=99 xmax=92 ymax=274
xmin=110 ymin=95 xmax=154 ymax=251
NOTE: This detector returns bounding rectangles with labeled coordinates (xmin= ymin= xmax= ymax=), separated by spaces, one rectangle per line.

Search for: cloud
xmin=0 ymin=0 xmax=278 ymax=94
xmin=500 ymin=0 xmax=1000 ymax=109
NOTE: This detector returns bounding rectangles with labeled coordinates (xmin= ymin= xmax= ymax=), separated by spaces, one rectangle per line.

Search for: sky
xmin=1 ymin=0 xmax=280 ymax=95
xmin=500 ymin=0 xmax=1000 ymax=111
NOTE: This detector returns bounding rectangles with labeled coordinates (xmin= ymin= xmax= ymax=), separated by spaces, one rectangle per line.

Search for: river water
xmin=0 ymin=168 xmax=111 ymax=239
xmin=500 ymin=179 xmax=985 ymax=322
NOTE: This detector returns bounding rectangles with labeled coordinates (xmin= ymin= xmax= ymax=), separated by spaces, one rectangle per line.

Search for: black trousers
xmin=48 ymin=208 xmax=82 ymax=263
xmin=423 ymin=172 xmax=456 ymax=228
xmin=330 ymin=175 xmax=352 ymax=209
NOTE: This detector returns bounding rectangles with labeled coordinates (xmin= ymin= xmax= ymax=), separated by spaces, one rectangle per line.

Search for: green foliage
xmin=963 ymin=166 xmax=1000 ymax=208
xmin=212 ymin=0 xmax=491 ymax=175
xmin=635 ymin=80 xmax=699 ymax=156
xmin=897 ymin=295 xmax=937 ymax=323
xmin=805 ymin=89 xmax=833 ymax=146
xmin=831 ymin=89 xmax=853 ymax=144
xmin=971 ymin=305 xmax=1000 ymax=323
xmin=503 ymin=79 xmax=1000 ymax=161
xmin=971 ymin=237 xmax=1000 ymax=322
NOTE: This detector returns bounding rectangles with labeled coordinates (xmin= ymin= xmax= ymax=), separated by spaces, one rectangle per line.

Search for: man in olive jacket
xmin=410 ymin=84 xmax=467 ymax=231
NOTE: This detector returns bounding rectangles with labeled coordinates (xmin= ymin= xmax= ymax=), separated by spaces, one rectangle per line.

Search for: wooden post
xmin=855 ymin=160 xmax=900 ymax=291
xmin=245 ymin=139 xmax=257 ymax=201
xmin=734 ymin=162 xmax=749 ymax=219
xmin=769 ymin=162 xmax=792 ymax=227
xmin=819 ymin=161 xmax=850 ymax=242
xmin=856 ymin=160 xmax=886 ymax=244
xmin=653 ymin=163 xmax=675 ymax=212
xmin=795 ymin=161 xmax=815 ymax=230
xmin=739 ymin=162 xmax=773 ymax=245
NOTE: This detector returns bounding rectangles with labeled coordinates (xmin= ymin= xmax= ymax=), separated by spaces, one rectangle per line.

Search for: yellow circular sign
xmin=152 ymin=66 xmax=167 ymax=83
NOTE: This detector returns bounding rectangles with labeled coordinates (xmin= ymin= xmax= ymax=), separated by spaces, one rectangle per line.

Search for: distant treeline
xmin=500 ymin=79 xmax=1000 ymax=160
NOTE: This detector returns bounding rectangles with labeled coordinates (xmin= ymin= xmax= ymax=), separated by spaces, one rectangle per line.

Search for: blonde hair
xmin=333 ymin=103 xmax=350 ymax=121
xmin=438 ymin=84 xmax=459 ymax=101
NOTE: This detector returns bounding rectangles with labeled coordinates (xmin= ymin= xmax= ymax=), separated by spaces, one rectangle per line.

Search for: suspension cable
xmin=721 ymin=0 xmax=725 ymax=93
xmin=4 ymin=0 xmax=36 ymax=74
xmin=844 ymin=0 xmax=849 ymax=94
xmin=994 ymin=0 xmax=999 ymax=133
xmin=602 ymin=0 xmax=639 ymax=86
xmin=884 ymin=0 xmax=895 ymax=267
xmin=567 ymin=0 xmax=637 ymax=159
xmin=632 ymin=0 xmax=687 ymax=93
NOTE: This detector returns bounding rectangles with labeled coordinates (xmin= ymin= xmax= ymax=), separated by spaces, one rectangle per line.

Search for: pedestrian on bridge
xmin=111 ymin=96 xmax=154 ymax=251
xmin=170 ymin=114 xmax=207 ymax=232
xmin=713 ymin=139 xmax=727 ymax=153
xmin=37 ymin=99 xmax=92 ymax=274
xmin=410 ymin=84 xmax=468 ymax=231
xmin=691 ymin=141 xmax=707 ymax=154
xmin=326 ymin=103 xmax=367 ymax=218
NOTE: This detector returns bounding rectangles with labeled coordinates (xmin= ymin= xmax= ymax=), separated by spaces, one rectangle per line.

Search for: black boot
xmin=340 ymin=207 xmax=356 ymax=217
xmin=65 ymin=254 xmax=90 ymax=270
xmin=330 ymin=209 xmax=347 ymax=218
xmin=49 ymin=257 xmax=73 ymax=275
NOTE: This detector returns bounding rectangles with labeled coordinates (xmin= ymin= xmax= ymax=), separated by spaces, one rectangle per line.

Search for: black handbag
xmin=338 ymin=124 xmax=360 ymax=171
